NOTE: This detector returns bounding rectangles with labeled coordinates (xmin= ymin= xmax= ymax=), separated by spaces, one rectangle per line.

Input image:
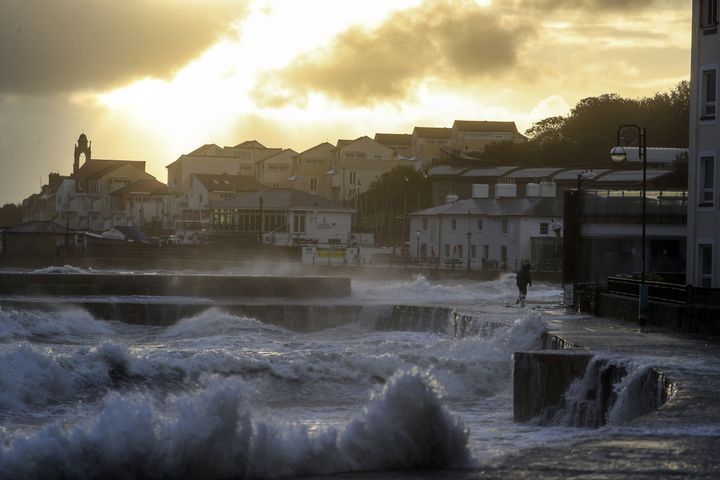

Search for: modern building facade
xmin=687 ymin=0 xmax=720 ymax=287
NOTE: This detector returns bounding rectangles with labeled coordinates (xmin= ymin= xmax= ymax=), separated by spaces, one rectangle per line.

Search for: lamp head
xmin=610 ymin=145 xmax=627 ymax=163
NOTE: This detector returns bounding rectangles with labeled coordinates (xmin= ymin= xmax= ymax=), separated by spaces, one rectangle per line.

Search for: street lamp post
xmin=466 ymin=209 xmax=472 ymax=271
xmin=610 ymin=124 xmax=648 ymax=326
xmin=416 ymin=230 xmax=421 ymax=259
xmin=258 ymin=195 xmax=264 ymax=244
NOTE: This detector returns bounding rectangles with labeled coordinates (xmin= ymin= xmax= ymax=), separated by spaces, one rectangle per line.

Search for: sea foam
xmin=0 ymin=369 xmax=470 ymax=479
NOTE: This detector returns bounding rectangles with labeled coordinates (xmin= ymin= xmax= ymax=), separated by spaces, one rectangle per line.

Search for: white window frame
xmin=309 ymin=177 xmax=318 ymax=191
xmin=698 ymin=242 xmax=714 ymax=287
xmin=699 ymin=152 xmax=716 ymax=207
xmin=701 ymin=66 xmax=717 ymax=120
xmin=701 ymin=0 xmax=719 ymax=30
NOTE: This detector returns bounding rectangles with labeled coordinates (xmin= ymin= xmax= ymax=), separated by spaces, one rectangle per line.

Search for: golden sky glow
xmin=0 ymin=0 xmax=691 ymax=204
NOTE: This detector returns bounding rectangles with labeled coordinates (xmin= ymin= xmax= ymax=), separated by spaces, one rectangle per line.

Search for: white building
xmin=687 ymin=0 xmax=720 ymax=287
xmin=166 ymin=141 xmax=282 ymax=193
xmin=328 ymin=136 xmax=409 ymax=202
xmin=408 ymin=184 xmax=562 ymax=270
xmin=208 ymin=189 xmax=355 ymax=247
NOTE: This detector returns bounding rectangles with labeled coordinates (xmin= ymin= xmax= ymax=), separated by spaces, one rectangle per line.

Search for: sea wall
xmin=596 ymin=292 xmax=720 ymax=334
xmin=513 ymin=335 xmax=675 ymax=427
xmin=513 ymin=351 xmax=593 ymax=423
xmin=0 ymin=273 xmax=351 ymax=298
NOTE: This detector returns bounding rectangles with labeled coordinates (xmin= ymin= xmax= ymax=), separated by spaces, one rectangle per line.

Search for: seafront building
xmin=409 ymin=185 xmax=562 ymax=271
xmin=687 ymin=0 xmax=720 ymax=287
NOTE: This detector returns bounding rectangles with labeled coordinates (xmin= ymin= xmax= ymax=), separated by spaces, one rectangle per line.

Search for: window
xmin=293 ymin=213 xmax=306 ymax=233
xmin=483 ymin=244 xmax=489 ymax=260
xmin=457 ymin=245 xmax=463 ymax=258
xmin=501 ymin=218 xmax=508 ymax=234
xmin=471 ymin=244 xmax=477 ymax=258
xmin=701 ymin=0 xmax=718 ymax=29
xmin=540 ymin=222 xmax=549 ymax=235
xmin=349 ymin=171 xmax=357 ymax=185
xmin=477 ymin=219 xmax=483 ymax=231
xmin=500 ymin=245 xmax=508 ymax=265
xmin=444 ymin=244 xmax=450 ymax=257
xmin=700 ymin=244 xmax=713 ymax=287
xmin=310 ymin=177 xmax=318 ymax=191
xmin=422 ymin=218 xmax=428 ymax=230
xmin=451 ymin=219 xmax=457 ymax=230
xmin=700 ymin=155 xmax=715 ymax=206
xmin=702 ymin=69 xmax=717 ymax=119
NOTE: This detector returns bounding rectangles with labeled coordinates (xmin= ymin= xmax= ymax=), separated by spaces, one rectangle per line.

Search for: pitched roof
xmin=8 ymin=220 xmax=68 ymax=233
xmin=411 ymin=197 xmax=562 ymax=218
xmin=460 ymin=166 xmax=519 ymax=177
xmin=257 ymin=148 xmax=298 ymax=164
xmin=413 ymin=127 xmax=452 ymax=138
xmin=297 ymin=142 xmax=335 ymax=156
xmin=335 ymin=139 xmax=355 ymax=150
xmin=192 ymin=173 xmax=263 ymax=192
xmin=109 ymin=177 xmax=168 ymax=196
xmin=452 ymin=120 xmax=520 ymax=134
xmin=76 ymin=159 xmax=146 ymax=181
xmin=374 ymin=133 xmax=412 ymax=146
xmin=234 ymin=140 xmax=266 ymax=149
xmin=504 ymin=167 xmax=565 ymax=179
xmin=208 ymin=188 xmax=354 ymax=212
xmin=187 ymin=144 xmax=222 ymax=156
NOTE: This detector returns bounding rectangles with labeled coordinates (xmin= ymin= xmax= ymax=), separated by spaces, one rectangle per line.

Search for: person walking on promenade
xmin=516 ymin=263 xmax=532 ymax=307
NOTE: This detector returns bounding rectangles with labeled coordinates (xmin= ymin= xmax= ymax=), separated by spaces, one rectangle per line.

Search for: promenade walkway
xmin=494 ymin=312 xmax=720 ymax=479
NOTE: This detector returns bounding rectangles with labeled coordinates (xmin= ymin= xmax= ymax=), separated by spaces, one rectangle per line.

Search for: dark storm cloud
xmin=517 ymin=0 xmax=685 ymax=11
xmin=0 ymin=0 xmax=248 ymax=95
xmin=251 ymin=0 xmax=532 ymax=107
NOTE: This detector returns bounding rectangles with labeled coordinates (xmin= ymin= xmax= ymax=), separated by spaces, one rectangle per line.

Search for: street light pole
xmin=610 ymin=124 xmax=648 ymax=326
xmin=258 ymin=195 xmax=264 ymax=244
xmin=466 ymin=209 xmax=472 ymax=271
xmin=416 ymin=230 xmax=420 ymax=259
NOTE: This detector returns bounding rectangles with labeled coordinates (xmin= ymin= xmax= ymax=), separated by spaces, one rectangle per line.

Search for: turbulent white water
xmin=0 ymin=276 xmax=598 ymax=479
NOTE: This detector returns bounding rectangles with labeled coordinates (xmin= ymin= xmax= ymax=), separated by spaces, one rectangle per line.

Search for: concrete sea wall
xmin=513 ymin=333 xmax=675 ymax=427
xmin=0 ymin=272 xmax=351 ymax=298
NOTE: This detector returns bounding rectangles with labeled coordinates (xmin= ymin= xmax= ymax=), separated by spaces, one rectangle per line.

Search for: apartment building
xmin=166 ymin=141 xmax=281 ymax=193
xmin=328 ymin=136 xmax=408 ymax=202
xmin=290 ymin=142 xmax=335 ymax=199
xmin=450 ymin=120 xmax=526 ymax=152
xmin=411 ymin=127 xmax=453 ymax=169
xmin=687 ymin=0 xmax=720 ymax=287
xmin=256 ymin=149 xmax=297 ymax=188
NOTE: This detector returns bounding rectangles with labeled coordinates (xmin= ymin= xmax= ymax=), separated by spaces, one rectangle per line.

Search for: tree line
xmin=360 ymin=81 xmax=690 ymax=245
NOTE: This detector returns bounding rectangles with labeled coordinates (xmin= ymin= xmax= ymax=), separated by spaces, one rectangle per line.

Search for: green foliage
xmin=0 ymin=203 xmax=22 ymax=227
xmin=356 ymin=165 xmax=432 ymax=245
xmin=483 ymin=81 xmax=689 ymax=167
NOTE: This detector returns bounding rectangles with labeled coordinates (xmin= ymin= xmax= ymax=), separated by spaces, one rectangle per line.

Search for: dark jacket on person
xmin=516 ymin=266 xmax=532 ymax=292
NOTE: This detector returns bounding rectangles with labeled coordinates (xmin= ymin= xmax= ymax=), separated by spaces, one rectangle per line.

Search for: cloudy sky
xmin=0 ymin=0 xmax=691 ymax=204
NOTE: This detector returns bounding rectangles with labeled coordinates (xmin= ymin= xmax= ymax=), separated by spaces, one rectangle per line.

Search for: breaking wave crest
xmin=0 ymin=307 xmax=114 ymax=339
xmin=0 ymin=369 xmax=470 ymax=479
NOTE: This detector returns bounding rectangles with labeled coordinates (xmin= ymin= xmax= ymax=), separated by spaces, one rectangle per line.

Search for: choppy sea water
xmin=0 ymin=273 xmax=703 ymax=479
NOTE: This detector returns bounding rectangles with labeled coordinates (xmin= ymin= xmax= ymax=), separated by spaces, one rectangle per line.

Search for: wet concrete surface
xmin=492 ymin=312 xmax=720 ymax=479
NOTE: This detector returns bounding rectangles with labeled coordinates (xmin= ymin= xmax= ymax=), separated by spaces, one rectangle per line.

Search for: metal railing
xmin=606 ymin=276 xmax=720 ymax=306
